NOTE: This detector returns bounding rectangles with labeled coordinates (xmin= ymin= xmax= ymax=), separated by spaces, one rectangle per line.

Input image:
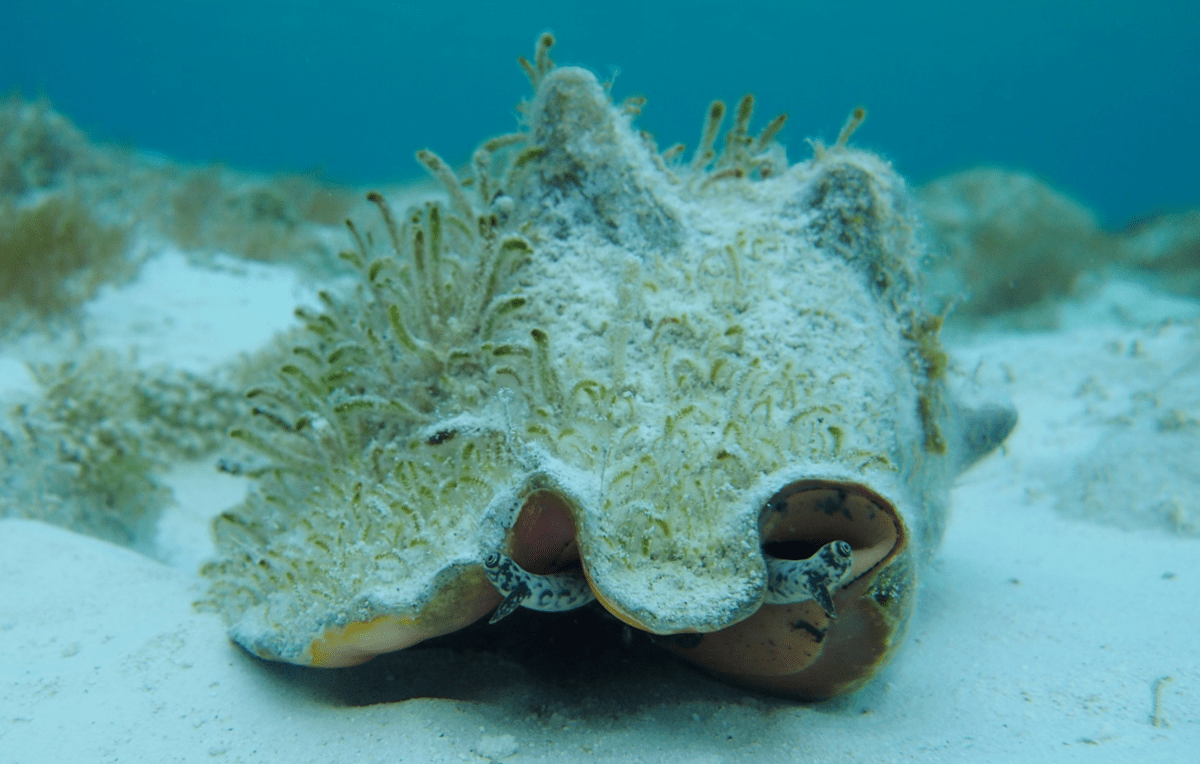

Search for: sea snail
xmin=202 ymin=35 xmax=1016 ymax=702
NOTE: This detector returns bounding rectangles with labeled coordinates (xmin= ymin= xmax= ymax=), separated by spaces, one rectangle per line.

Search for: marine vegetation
xmin=0 ymin=351 xmax=245 ymax=553
xmin=1118 ymin=208 xmax=1200 ymax=298
xmin=165 ymin=164 xmax=357 ymax=269
xmin=0 ymin=95 xmax=95 ymax=196
xmin=202 ymin=35 xmax=1015 ymax=700
xmin=0 ymin=193 xmax=131 ymax=331
xmin=918 ymin=168 xmax=1117 ymax=325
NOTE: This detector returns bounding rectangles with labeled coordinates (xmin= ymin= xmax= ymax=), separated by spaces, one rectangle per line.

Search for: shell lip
xmin=757 ymin=478 xmax=907 ymax=590
xmin=647 ymin=478 xmax=914 ymax=700
xmin=578 ymin=477 xmax=909 ymax=637
xmin=299 ymin=562 xmax=504 ymax=668
xmin=581 ymin=568 xmax=651 ymax=631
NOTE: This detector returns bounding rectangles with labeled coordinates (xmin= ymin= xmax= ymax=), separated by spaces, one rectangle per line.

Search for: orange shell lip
xmin=659 ymin=479 xmax=910 ymax=699
xmin=308 ymin=479 xmax=911 ymax=702
xmin=690 ymin=587 xmax=902 ymax=700
xmin=306 ymin=489 xmax=587 ymax=668
xmin=580 ymin=560 xmax=654 ymax=631
xmin=305 ymin=573 xmax=502 ymax=668
xmin=309 ymin=615 xmax=426 ymax=668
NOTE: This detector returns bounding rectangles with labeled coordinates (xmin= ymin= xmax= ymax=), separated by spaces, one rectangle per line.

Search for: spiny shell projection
xmin=201 ymin=35 xmax=1016 ymax=700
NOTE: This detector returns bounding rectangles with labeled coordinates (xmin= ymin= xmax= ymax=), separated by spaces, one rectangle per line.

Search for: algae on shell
xmin=202 ymin=38 xmax=1015 ymax=695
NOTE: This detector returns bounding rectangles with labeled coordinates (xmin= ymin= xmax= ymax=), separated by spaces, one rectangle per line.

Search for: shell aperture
xmin=763 ymin=540 xmax=855 ymax=617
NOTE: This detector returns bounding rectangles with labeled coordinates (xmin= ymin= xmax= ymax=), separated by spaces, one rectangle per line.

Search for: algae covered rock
xmin=1118 ymin=208 xmax=1200 ymax=297
xmin=918 ymin=167 xmax=1116 ymax=322
xmin=203 ymin=36 xmax=1015 ymax=699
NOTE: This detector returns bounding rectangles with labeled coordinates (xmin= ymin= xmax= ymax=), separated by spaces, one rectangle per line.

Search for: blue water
xmin=7 ymin=0 xmax=1198 ymax=227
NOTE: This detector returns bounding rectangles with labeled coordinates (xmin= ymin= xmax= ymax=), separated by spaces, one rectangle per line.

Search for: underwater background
xmin=7 ymin=0 xmax=1198 ymax=228
xmin=4 ymin=2 xmax=1200 ymax=761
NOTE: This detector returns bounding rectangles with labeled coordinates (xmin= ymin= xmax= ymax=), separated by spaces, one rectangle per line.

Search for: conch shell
xmin=202 ymin=34 xmax=1015 ymax=700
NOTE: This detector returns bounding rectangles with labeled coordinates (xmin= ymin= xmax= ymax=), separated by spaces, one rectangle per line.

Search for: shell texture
xmin=202 ymin=39 xmax=1015 ymax=699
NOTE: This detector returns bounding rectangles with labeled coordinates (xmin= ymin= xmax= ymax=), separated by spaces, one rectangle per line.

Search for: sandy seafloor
xmin=2 ymin=245 xmax=1198 ymax=763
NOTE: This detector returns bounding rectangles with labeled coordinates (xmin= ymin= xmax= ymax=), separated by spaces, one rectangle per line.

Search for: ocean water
xmin=7 ymin=0 xmax=1198 ymax=227
xmin=4 ymin=3 xmax=1200 ymax=760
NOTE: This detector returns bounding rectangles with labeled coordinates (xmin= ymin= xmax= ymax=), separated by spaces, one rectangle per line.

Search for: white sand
xmin=1 ymin=250 xmax=1197 ymax=762
xmin=83 ymin=249 xmax=319 ymax=373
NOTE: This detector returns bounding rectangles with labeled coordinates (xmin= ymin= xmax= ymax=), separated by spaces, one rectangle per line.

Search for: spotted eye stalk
xmin=481 ymin=551 xmax=594 ymax=624
xmin=763 ymin=540 xmax=855 ymax=617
